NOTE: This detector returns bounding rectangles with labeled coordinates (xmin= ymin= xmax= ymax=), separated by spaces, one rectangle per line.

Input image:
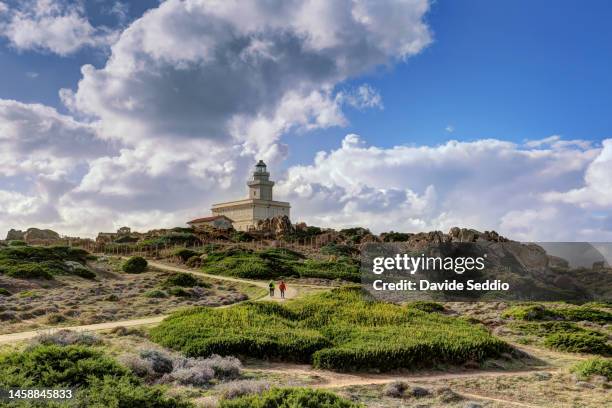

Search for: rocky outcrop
xmin=254 ymin=215 xmax=294 ymax=236
xmin=23 ymin=228 xmax=60 ymax=241
xmin=5 ymin=229 xmax=25 ymax=241
xmin=5 ymin=228 xmax=60 ymax=242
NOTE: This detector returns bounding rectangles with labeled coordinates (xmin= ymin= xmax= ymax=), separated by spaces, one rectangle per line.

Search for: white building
xmin=211 ymin=161 xmax=290 ymax=231
xmin=187 ymin=215 xmax=234 ymax=230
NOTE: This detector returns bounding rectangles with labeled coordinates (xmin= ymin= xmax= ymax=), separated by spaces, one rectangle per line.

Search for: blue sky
xmin=3 ymin=0 xmax=612 ymax=160
xmin=0 ymin=0 xmax=611 ymax=239
xmin=286 ymin=0 xmax=612 ymax=162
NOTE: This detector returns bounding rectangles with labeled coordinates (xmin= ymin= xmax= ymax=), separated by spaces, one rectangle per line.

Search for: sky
xmin=0 ymin=0 xmax=611 ymax=241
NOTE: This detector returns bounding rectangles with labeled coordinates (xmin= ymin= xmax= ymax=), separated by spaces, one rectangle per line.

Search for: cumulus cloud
xmin=543 ymin=139 xmax=612 ymax=207
xmin=0 ymin=0 xmax=116 ymax=55
xmin=0 ymin=0 xmax=428 ymax=237
xmin=62 ymin=0 xmax=431 ymax=155
xmin=276 ymin=134 xmax=611 ymax=241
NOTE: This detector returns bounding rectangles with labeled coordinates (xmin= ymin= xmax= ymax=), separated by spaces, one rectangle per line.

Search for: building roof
xmin=187 ymin=215 xmax=234 ymax=224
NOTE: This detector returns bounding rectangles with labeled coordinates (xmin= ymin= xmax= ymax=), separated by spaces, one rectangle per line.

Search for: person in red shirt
xmin=279 ymin=280 xmax=287 ymax=299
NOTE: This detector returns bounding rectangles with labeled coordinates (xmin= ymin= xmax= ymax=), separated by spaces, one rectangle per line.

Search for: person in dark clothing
xmin=279 ymin=280 xmax=287 ymax=299
xmin=268 ymin=280 xmax=275 ymax=297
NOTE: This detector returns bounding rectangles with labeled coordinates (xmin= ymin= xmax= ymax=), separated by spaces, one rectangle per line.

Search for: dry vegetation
xmin=0 ymin=256 xmax=257 ymax=334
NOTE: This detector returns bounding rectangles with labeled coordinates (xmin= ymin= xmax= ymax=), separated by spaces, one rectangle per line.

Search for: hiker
xmin=279 ymin=280 xmax=287 ymax=299
xmin=268 ymin=280 xmax=275 ymax=297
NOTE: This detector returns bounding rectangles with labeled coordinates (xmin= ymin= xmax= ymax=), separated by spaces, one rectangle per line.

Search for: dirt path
xmin=246 ymin=362 xmax=552 ymax=407
xmin=0 ymin=315 xmax=167 ymax=345
xmin=0 ymin=261 xmax=304 ymax=345
xmin=147 ymin=260 xmax=299 ymax=302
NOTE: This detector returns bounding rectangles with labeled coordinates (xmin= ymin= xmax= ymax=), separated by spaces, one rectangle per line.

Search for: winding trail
xmin=0 ymin=261 xmax=562 ymax=407
xmin=0 ymin=260 xmax=301 ymax=345
xmin=147 ymin=260 xmax=300 ymax=301
xmin=246 ymin=362 xmax=553 ymax=407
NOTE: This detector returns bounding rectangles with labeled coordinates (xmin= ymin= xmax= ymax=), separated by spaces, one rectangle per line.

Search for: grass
xmin=508 ymin=321 xmax=611 ymax=356
xmin=570 ymin=357 xmax=612 ymax=380
xmin=200 ymin=247 xmax=360 ymax=282
xmin=0 ymin=344 xmax=192 ymax=407
xmin=150 ymin=287 xmax=510 ymax=371
xmin=0 ymin=245 xmax=94 ymax=280
xmin=219 ymin=387 xmax=361 ymax=407
xmin=502 ymin=304 xmax=612 ymax=324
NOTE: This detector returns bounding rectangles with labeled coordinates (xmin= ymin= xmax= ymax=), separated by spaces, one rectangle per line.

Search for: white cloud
xmin=63 ymin=0 xmax=431 ymax=156
xmin=0 ymin=0 xmax=116 ymax=55
xmin=4 ymin=0 xmax=610 ymax=243
xmin=277 ymin=134 xmax=610 ymax=241
xmin=543 ymin=139 xmax=612 ymax=207
xmin=1 ymin=0 xmax=428 ymax=237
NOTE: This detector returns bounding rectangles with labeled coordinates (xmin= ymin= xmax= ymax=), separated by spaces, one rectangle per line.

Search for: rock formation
xmin=254 ymin=215 xmax=294 ymax=236
xmin=5 ymin=229 xmax=25 ymax=241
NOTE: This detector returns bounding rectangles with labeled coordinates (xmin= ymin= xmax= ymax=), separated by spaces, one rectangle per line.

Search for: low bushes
xmin=0 ymin=345 xmax=130 ymax=388
xmin=502 ymin=304 xmax=611 ymax=324
xmin=0 ymin=287 xmax=11 ymax=296
xmin=408 ymin=301 xmax=445 ymax=313
xmin=151 ymin=287 xmax=509 ymax=371
xmin=121 ymin=349 xmax=242 ymax=387
xmin=0 ymin=344 xmax=192 ymax=408
xmin=33 ymin=330 xmax=101 ymax=347
xmin=173 ymin=248 xmax=200 ymax=262
xmin=218 ymin=379 xmax=270 ymax=400
xmin=219 ymin=387 xmax=361 ymax=408
xmin=122 ymin=256 xmax=148 ymax=274
xmin=544 ymin=332 xmax=611 ymax=355
xmin=570 ymin=357 xmax=612 ymax=380
xmin=320 ymin=243 xmax=357 ymax=257
xmin=0 ymin=245 xmax=93 ymax=280
xmin=201 ymin=247 xmax=359 ymax=281
xmin=145 ymin=289 xmax=168 ymax=298
xmin=162 ymin=273 xmax=210 ymax=288
xmin=79 ymin=376 xmax=192 ymax=408
xmin=4 ymin=263 xmax=53 ymax=279
xmin=509 ymin=321 xmax=611 ymax=356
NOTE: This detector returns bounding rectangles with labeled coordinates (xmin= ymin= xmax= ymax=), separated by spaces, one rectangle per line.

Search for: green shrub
xmin=555 ymin=307 xmax=612 ymax=324
xmin=502 ymin=305 xmax=556 ymax=320
xmin=294 ymin=258 xmax=360 ymax=282
xmin=79 ymin=376 xmax=192 ymax=408
xmin=5 ymin=263 xmax=53 ymax=279
xmin=0 ymin=246 xmax=93 ymax=280
xmin=168 ymin=287 xmax=191 ymax=297
xmin=114 ymin=235 xmax=139 ymax=244
xmin=320 ymin=243 xmax=357 ymax=257
xmin=230 ymin=231 xmax=255 ymax=242
xmin=66 ymin=262 xmax=96 ymax=279
xmin=145 ymin=290 xmax=168 ymax=298
xmin=219 ymin=387 xmax=360 ymax=408
xmin=122 ymin=256 xmax=148 ymax=274
xmin=162 ymin=273 xmax=210 ymax=288
xmin=408 ymin=301 xmax=445 ymax=313
xmin=380 ymin=232 xmax=412 ymax=242
xmin=201 ymin=248 xmax=358 ymax=281
xmin=544 ymin=332 xmax=611 ymax=355
xmin=185 ymin=256 xmax=201 ymax=268
xmin=8 ymin=240 xmax=27 ymax=246
xmin=570 ymin=357 xmax=612 ymax=380
xmin=0 ymin=345 xmax=192 ymax=408
xmin=0 ymin=288 xmax=11 ymax=296
xmin=0 ymin=345 xmax=131 ymax=388
xmin=173 ymin=248 xmax=200 ymax=263
xmin=151 ymin=287 xmax=509 ymax=371
xmin=502 ymin=304 xmax=611 ymax=324
xmin=137 ymin=232 xmax=201 ymax=249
